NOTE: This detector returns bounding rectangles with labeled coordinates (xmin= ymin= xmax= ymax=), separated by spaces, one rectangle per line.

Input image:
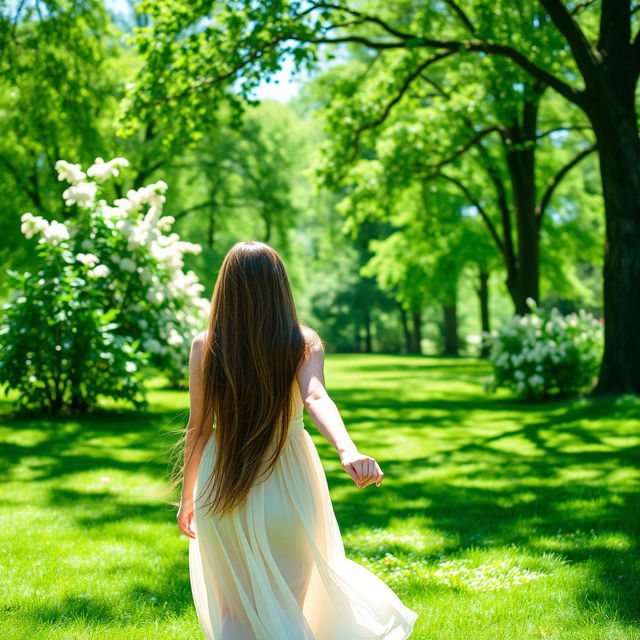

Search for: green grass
xmin=1 ymin=354 xmax=639 ymax=639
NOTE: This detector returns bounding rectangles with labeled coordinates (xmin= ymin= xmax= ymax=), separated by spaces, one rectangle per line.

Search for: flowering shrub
xmin=0 ymin=157 xmax=210 ymax=413
xmin=482 ymin=299 xmax=603 ymax=399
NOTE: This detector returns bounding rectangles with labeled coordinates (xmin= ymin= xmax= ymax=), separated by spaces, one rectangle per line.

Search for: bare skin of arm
xmin=177 ymin=326 xmax=382 ymax=538
xmin=177 ymin=331 xmax=213 ymax=539
xmin=297 ymin=327 xmax=384 ymax=490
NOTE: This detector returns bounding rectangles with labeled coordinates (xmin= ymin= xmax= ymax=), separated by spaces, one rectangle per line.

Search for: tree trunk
xmin=363 ymin=305 xmax=373 ymax=353
xmin=504 ymin=90 xmax=542 ymax=314
xmin=411 ymin=308 xmax=422 ymax=355
xmin=207 ymin=204 xmax=215 ymax=248
xmin=263 ymin=210 xmax=272 ymax=243
xmin=478 ymin=269 xmax=491 ymax=357
xmin=589 ymin=97 xmax=640 ymax=394
xmin=442 ymin=304 xmax=459 ymax=356
xmin=398 ymin=303 xmax=412 ymax=353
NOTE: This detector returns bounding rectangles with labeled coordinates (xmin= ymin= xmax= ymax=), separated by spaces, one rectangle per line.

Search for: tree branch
xmin=443 ymin=0 xmax=477 ymax=35
xmin=172 ymin=199 xmax=220 ymax=221
xmin=301 ymin=35 xmax=407 ymax=50
xmin=536 ymin=143 xmax=597 ymax=225
xmin=536 ymin=124 xmax=592 ymax=139
xmin=570 ymin=0 xmax=598 ymax=15
xmin=309 ymin=32 xmax=585 ymax=106
xmin=438 ymin=172 xmax=505 ymax=255
xmin=348 ymin=51 xmax=456 ymax=161
xmin=308 ymin=2 xmax=414 ymax=40
xmin=301 ymin=4 xmax=582 ymax=104
xmin=538 ymin=0 xmax=600 ymax=88
xmin=424 ymin=126 xmax=503 ymax=173
xmin=144 ymin=4 xmax=587 ymax=116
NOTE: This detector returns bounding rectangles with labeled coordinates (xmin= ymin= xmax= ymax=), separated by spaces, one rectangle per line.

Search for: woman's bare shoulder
xmin=299 ymin=324 xmax=323 ymax=351
xmin=191 ymin=329 xmax=208 ymax=349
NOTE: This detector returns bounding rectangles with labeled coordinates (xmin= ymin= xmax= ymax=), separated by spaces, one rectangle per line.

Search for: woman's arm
xmin=297 ymin=327 xmax=384 ymax=489
xmin=177 ymin=332 xmax=214 ymax=538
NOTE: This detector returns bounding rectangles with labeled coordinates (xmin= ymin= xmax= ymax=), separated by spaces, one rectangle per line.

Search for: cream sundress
xmin=189 ymin=378 xmax=418 ymax=639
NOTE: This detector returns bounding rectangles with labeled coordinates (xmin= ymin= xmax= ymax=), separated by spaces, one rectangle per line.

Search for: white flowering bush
xmin=0 ymin=157 xmax=210 ymax=413
xmin=482 ymin=298 xmax=603 ymax=399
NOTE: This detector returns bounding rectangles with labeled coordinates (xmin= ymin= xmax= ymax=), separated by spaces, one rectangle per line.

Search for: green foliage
xmin=0 ymin=0 xmax=120 ymax=285
xmin=0 ymin=0 xmax=616 ymax=366
xmin=0 ymin=262 xmax=148 ymax=413
xmin=0 ymin=157 xmax=210 ymax=413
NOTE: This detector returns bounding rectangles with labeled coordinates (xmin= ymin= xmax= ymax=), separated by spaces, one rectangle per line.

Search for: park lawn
xmin=0 ymin=354 xmax=639 ymax=640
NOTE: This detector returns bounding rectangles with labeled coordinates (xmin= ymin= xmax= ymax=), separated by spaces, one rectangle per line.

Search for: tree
xmin=167 ymin=101 xmax=302 ymax=251
xmin=124 ymin=0 xmax=640 ymax=394
xmin=310 ymin=53 xmax=596 ymax=315
xmin=0 ymin=0 xmax=186 ymax=298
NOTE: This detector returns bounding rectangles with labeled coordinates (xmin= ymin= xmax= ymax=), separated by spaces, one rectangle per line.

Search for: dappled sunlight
xmin=1 ymin=355 xmax=639 ymax=638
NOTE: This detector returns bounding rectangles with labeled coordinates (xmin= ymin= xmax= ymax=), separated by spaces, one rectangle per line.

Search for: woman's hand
xmin=339 ymin=449 xmax=384 ymax=489
xmin=177 ymin=498 xmax=196 ymax=539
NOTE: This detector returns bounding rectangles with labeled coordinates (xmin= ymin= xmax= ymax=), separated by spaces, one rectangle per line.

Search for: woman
xmin=175 ymin=241 xmax=418 ymax=639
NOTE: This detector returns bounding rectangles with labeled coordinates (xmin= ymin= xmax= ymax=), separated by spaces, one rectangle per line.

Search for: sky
xmin=248 ymin=57 xmax=306 ymax=103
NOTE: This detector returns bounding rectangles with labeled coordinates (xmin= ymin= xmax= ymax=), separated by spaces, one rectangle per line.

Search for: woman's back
xmin=188 ymin=339 xmax=416 ymax=639
xmin=181 ymin=241 xmax=416 ymax=639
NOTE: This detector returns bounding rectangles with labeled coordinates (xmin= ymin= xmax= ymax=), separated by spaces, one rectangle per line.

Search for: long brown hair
xmin=176 ymin=241 xmax=308 ymax=517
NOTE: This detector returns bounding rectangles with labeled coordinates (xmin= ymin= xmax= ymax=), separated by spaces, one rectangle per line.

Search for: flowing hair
xmin=168 ymin=241 xmax=309 ymax=518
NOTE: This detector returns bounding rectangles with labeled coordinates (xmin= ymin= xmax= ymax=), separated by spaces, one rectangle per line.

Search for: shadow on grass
xmin=322 ymin=394 xmax=640 ymax=626
xmin=0 ymin=405 xmax=185 ymax=482
xmin=21 ymin=556 xmax=195 ymax=625
xmin=1 ymin=356 xmax=639 ymax=628
xmin=1 ymin=405 xmax=195 ymax=625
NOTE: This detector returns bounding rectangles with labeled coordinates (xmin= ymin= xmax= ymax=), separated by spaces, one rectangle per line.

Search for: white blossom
xmin=41 ymin=220 xmax=70 ymax=245
xmin=76 ymin=253 xmax=100 ymax=267
xmin=146 ymin=180 xmax=168 ymax=207
xmin=18 ymin=156 xmax=212 ymax=387
xmin=158 ymin=216 xmax=175 ymax=232
xmin=87 ymin=157 xmax=130 ymax=183
xmin=87 ymin=264 xmax=110 ymax=278
xmin=96 ymin=199 xmax=127 ymax=220
xmin=194 ymin=298 xmax=211 ymax=313
xmin=115 ymin=219 xmax=134 ymax=239
xmin=63 ymin=181 xmax=98 ymax=209
xmin=20 ymin=212 xmax=50 ymax=239
xmin=146 ymin=287 xmax=164 ymax=305
xmin=176 ymin=241 xmax=202 ymax=255
xmin=55 ymin=160 xmax=86 ymax=184
xmin=127 ymin=221 xmax=155 ymax=249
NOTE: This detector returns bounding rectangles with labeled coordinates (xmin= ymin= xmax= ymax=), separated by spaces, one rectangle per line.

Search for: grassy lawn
xmin=1 ymin=354 xmax=639 ymax=639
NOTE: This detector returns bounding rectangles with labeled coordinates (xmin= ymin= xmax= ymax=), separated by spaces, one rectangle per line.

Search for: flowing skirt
xmin=189 ymin=423 xmax=418 ymax=639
